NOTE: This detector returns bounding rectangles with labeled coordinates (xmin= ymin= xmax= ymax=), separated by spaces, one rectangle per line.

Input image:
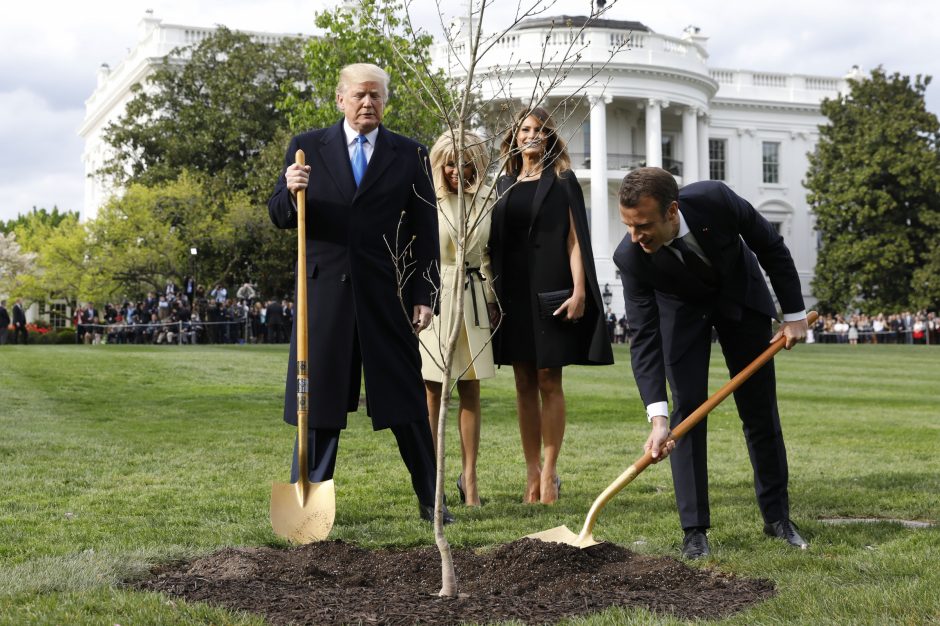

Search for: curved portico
xmin=436 ymin=17 xmax=718 ymax=297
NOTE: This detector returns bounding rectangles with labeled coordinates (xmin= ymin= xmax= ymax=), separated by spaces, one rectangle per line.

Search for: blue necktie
xmin=351 ymin=134 xmax=368 ymax=186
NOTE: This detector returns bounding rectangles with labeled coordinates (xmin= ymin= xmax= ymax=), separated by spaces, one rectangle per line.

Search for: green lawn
xmin=1 ymin=343 xmax=938 ymax=625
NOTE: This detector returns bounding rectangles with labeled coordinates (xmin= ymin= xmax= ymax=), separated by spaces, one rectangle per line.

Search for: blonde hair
xmin=500 ymin=106 xmax=571 ymax=176
xmin=336 ymin=63 xmax=389 ymax=101
xmin=429 ymin=131 xmax=490 ymax=196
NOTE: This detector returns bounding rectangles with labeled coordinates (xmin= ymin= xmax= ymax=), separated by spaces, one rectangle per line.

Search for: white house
xmin=82 ymin=12 xmax=854 ymax=312
xmin=433 ymin=15 xmax=853 ymax=311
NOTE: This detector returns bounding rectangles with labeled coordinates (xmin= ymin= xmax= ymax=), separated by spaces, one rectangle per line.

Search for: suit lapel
xmin=680 ymin=205 xmax=718 ymax=266
xmin=355 ymin=125 xmax=396 ymax=199
xmin=319 ymin=121 xmax=356 ymax=203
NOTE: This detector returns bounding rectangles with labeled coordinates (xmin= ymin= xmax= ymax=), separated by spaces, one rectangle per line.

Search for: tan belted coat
xmin=420 ymin=190 xmax=496 ymax=382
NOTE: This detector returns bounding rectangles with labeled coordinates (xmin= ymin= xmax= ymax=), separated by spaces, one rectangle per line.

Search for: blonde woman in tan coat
xmin=420 ymin=131 xmax=498 ymax=507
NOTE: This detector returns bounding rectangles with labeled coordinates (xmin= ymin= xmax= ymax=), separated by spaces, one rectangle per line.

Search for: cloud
xmin=1 ymin=0 xmax=939 ymax=223
xmin=0 ymin=89 xmax=85 ymax=219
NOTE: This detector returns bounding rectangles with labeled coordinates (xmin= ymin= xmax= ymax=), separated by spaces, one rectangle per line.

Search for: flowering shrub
xmin=26 ymin=323 xmax=51 ymax=335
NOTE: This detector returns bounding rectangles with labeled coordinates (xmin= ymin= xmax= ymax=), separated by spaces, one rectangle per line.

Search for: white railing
xmin=436 ymin=27 xmax=710 ymax=78
xmin=709 ymin=69 xmax=849 ymax=104
xmin=806 ymin=77 xmax=840 ymax=91
xmin=753 ymin=72 xmax=787 ymax=88
xmin=710 ymin=69 xmax=735 ymax=84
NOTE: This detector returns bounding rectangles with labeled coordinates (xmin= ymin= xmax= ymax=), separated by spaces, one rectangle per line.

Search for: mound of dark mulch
xmin=137 ymin=538 xmax=774 ymax=625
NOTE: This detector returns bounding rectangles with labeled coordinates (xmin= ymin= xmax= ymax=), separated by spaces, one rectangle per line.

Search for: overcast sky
xmin=1 ymin=0 xmax=938 ymax=223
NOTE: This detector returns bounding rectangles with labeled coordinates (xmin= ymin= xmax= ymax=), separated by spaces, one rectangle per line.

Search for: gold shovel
xmin=528 ymin=311 xmax=819 ymax=548
xmin=270 ymin=149 xmax=336 ymax=543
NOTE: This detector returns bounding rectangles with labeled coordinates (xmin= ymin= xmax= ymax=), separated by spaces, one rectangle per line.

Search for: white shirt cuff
xmin=646 ymin=401 xmax=669 ymax=422
xmin=782 ymin=310 xmax=807 ymax=322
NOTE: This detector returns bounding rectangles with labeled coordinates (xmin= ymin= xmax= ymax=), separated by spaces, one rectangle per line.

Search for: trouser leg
xmin=390 ymin=420 xmax=437 ymax=506
xmin=290 ymin=428 xmax=341 ymax=483
xmin=715 ymin=309 xmax=790 ymax=523
xmin=665 ymin=324 xmax=713 ymax=530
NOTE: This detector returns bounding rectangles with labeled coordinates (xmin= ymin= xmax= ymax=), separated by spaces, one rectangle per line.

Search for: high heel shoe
xmin=456 ymin=473 xmax=466 ymax=504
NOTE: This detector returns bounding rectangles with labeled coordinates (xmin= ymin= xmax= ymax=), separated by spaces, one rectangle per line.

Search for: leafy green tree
xmin=85 ymin=182 xmax=188 ymax=298
xmin=12 ymin=213 xmax=93 ymax=311
xmin=278 ymin=0 xmax=447 ymax=146
xmin=96 ymin=26 xmax=311 ymax=300
xmin=100 ymin=27 xmax=311 ymax=198
xmin=1 ymin=206 xmax=77 ymax=236
xmin=807 ymin=67 xmax=940 ymax=312
xmin=911 ymin=210 xmax=940 ymax=310
xmin=88 ymin=173 xmax=295 ymax=301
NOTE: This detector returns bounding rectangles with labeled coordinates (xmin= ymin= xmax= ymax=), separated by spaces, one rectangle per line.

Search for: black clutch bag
xmin=537 ymin=289 xmax=572 ymax=320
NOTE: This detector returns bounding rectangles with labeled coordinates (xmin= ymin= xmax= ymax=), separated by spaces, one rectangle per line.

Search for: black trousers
xmin=665 ymin=307 xmax=791 ymax=530
xmin=290 ymin=421 xmax=437 ymax=506
xmin=13 ymin=326 xmax=28 ymax=344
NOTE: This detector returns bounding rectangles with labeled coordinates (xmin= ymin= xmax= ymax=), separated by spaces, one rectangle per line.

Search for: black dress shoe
xmin=681 ymin=528 xmax=711 ymax=559
xmin=419 ymin=503 xmax=455 ymax=525
xmin=764 ymin=519 xmax=808 ymax=549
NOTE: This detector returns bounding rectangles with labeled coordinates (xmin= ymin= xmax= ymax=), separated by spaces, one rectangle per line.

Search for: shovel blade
xmin=270 ymin=478 xmax=335 ymax=543
xmin=526 ymin=525 xmax=600 ymax=549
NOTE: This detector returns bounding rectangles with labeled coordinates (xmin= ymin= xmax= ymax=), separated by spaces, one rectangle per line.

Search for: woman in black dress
xmin=489 ymin=107 xmax=613 ymax=503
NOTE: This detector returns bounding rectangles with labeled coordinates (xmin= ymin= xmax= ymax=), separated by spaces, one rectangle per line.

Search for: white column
xmin=697 ymin=111 xmax=709 ymax=180
xmin=589 ymin=95 xmax=611 ymax=259
xmin=682 ymin=107 xmax=698 ymax=183
xmin=645 ymin=99 xmax=663 ymax=168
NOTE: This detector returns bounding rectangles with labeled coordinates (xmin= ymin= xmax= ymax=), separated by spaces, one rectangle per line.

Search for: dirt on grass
xmin=136 ymin=538 xmax=774 ymax=625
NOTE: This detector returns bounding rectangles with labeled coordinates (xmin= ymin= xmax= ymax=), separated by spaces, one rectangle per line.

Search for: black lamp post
xmin=190 ymin=247 xmax=198 ymax=293
xmin=602 ymin=283 xmax=613 ymax=307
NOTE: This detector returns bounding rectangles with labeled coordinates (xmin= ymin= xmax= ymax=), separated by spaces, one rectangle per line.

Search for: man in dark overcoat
xmin=11 ymin=298 xmax=28 ymax=344
xmin=267 ymin=63 xmax=449 ymax=523
xmin=613 ymin=167 xmax=808 ymax=558
xmin=0 ymin=300 xmax=10 ymax=345
xmin=264 ymin=299 xmax=284 ymax=344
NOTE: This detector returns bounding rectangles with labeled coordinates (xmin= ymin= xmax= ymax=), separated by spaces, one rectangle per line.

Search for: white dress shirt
xmin=343 ymin=120 xmax=379 ymax=165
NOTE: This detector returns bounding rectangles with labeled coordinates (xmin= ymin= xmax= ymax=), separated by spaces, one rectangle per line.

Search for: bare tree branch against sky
xmin=1 ymin=0 xmax=938 ymax=222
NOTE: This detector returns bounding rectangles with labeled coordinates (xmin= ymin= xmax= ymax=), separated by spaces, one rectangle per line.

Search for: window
xmin=762 ymin=141 xmax=780 ymax=184
xmin=43 ymin=302 xmax=69 ymax=329
xmin=708 ymin=138 xmax=726 ymax=181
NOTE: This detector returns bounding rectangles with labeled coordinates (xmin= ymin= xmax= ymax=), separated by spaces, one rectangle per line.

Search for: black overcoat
xmin=489 ymin=168 xmax=613 ymax=368
xmin=268 ymin=121 xmax=438 ymax=430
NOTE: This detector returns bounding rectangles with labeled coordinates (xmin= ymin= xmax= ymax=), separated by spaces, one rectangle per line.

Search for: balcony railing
xmin=569 ymin=153 xmax=683 ymax=176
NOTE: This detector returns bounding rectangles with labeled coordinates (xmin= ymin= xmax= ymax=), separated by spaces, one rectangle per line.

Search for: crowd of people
xmin=73 ymin=281 xmax=295 ymax=345
xmin=603 ymin=309 xmax=940 ymax=346
xmin=812 ymin=311 xmax=938 ymax=344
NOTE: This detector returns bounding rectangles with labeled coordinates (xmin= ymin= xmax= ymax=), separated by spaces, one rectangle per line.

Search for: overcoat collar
xmin=528 ymin=166 xmax=556 ymax=237
xmin=318 ymin=121 xmax=397 ymax=202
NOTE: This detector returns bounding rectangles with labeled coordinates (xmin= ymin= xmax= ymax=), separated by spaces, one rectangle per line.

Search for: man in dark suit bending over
xmin=268 ymin=63 xmax=450 ymax=524
xmin=613 ymin=167 xmax=808 ymax=558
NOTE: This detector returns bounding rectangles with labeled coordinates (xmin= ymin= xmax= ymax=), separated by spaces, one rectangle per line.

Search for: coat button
xmin=340 ymin=274 xmax=349 ymax=283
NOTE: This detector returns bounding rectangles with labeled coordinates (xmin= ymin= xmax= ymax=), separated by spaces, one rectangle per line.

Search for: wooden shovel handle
xmin=295 ymin=150 xmax=310 ymax=490
xmin=576 ymin=310 xmax=818 ymax=542
xmin=639 ymin=310 xmax=818 ymax=471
